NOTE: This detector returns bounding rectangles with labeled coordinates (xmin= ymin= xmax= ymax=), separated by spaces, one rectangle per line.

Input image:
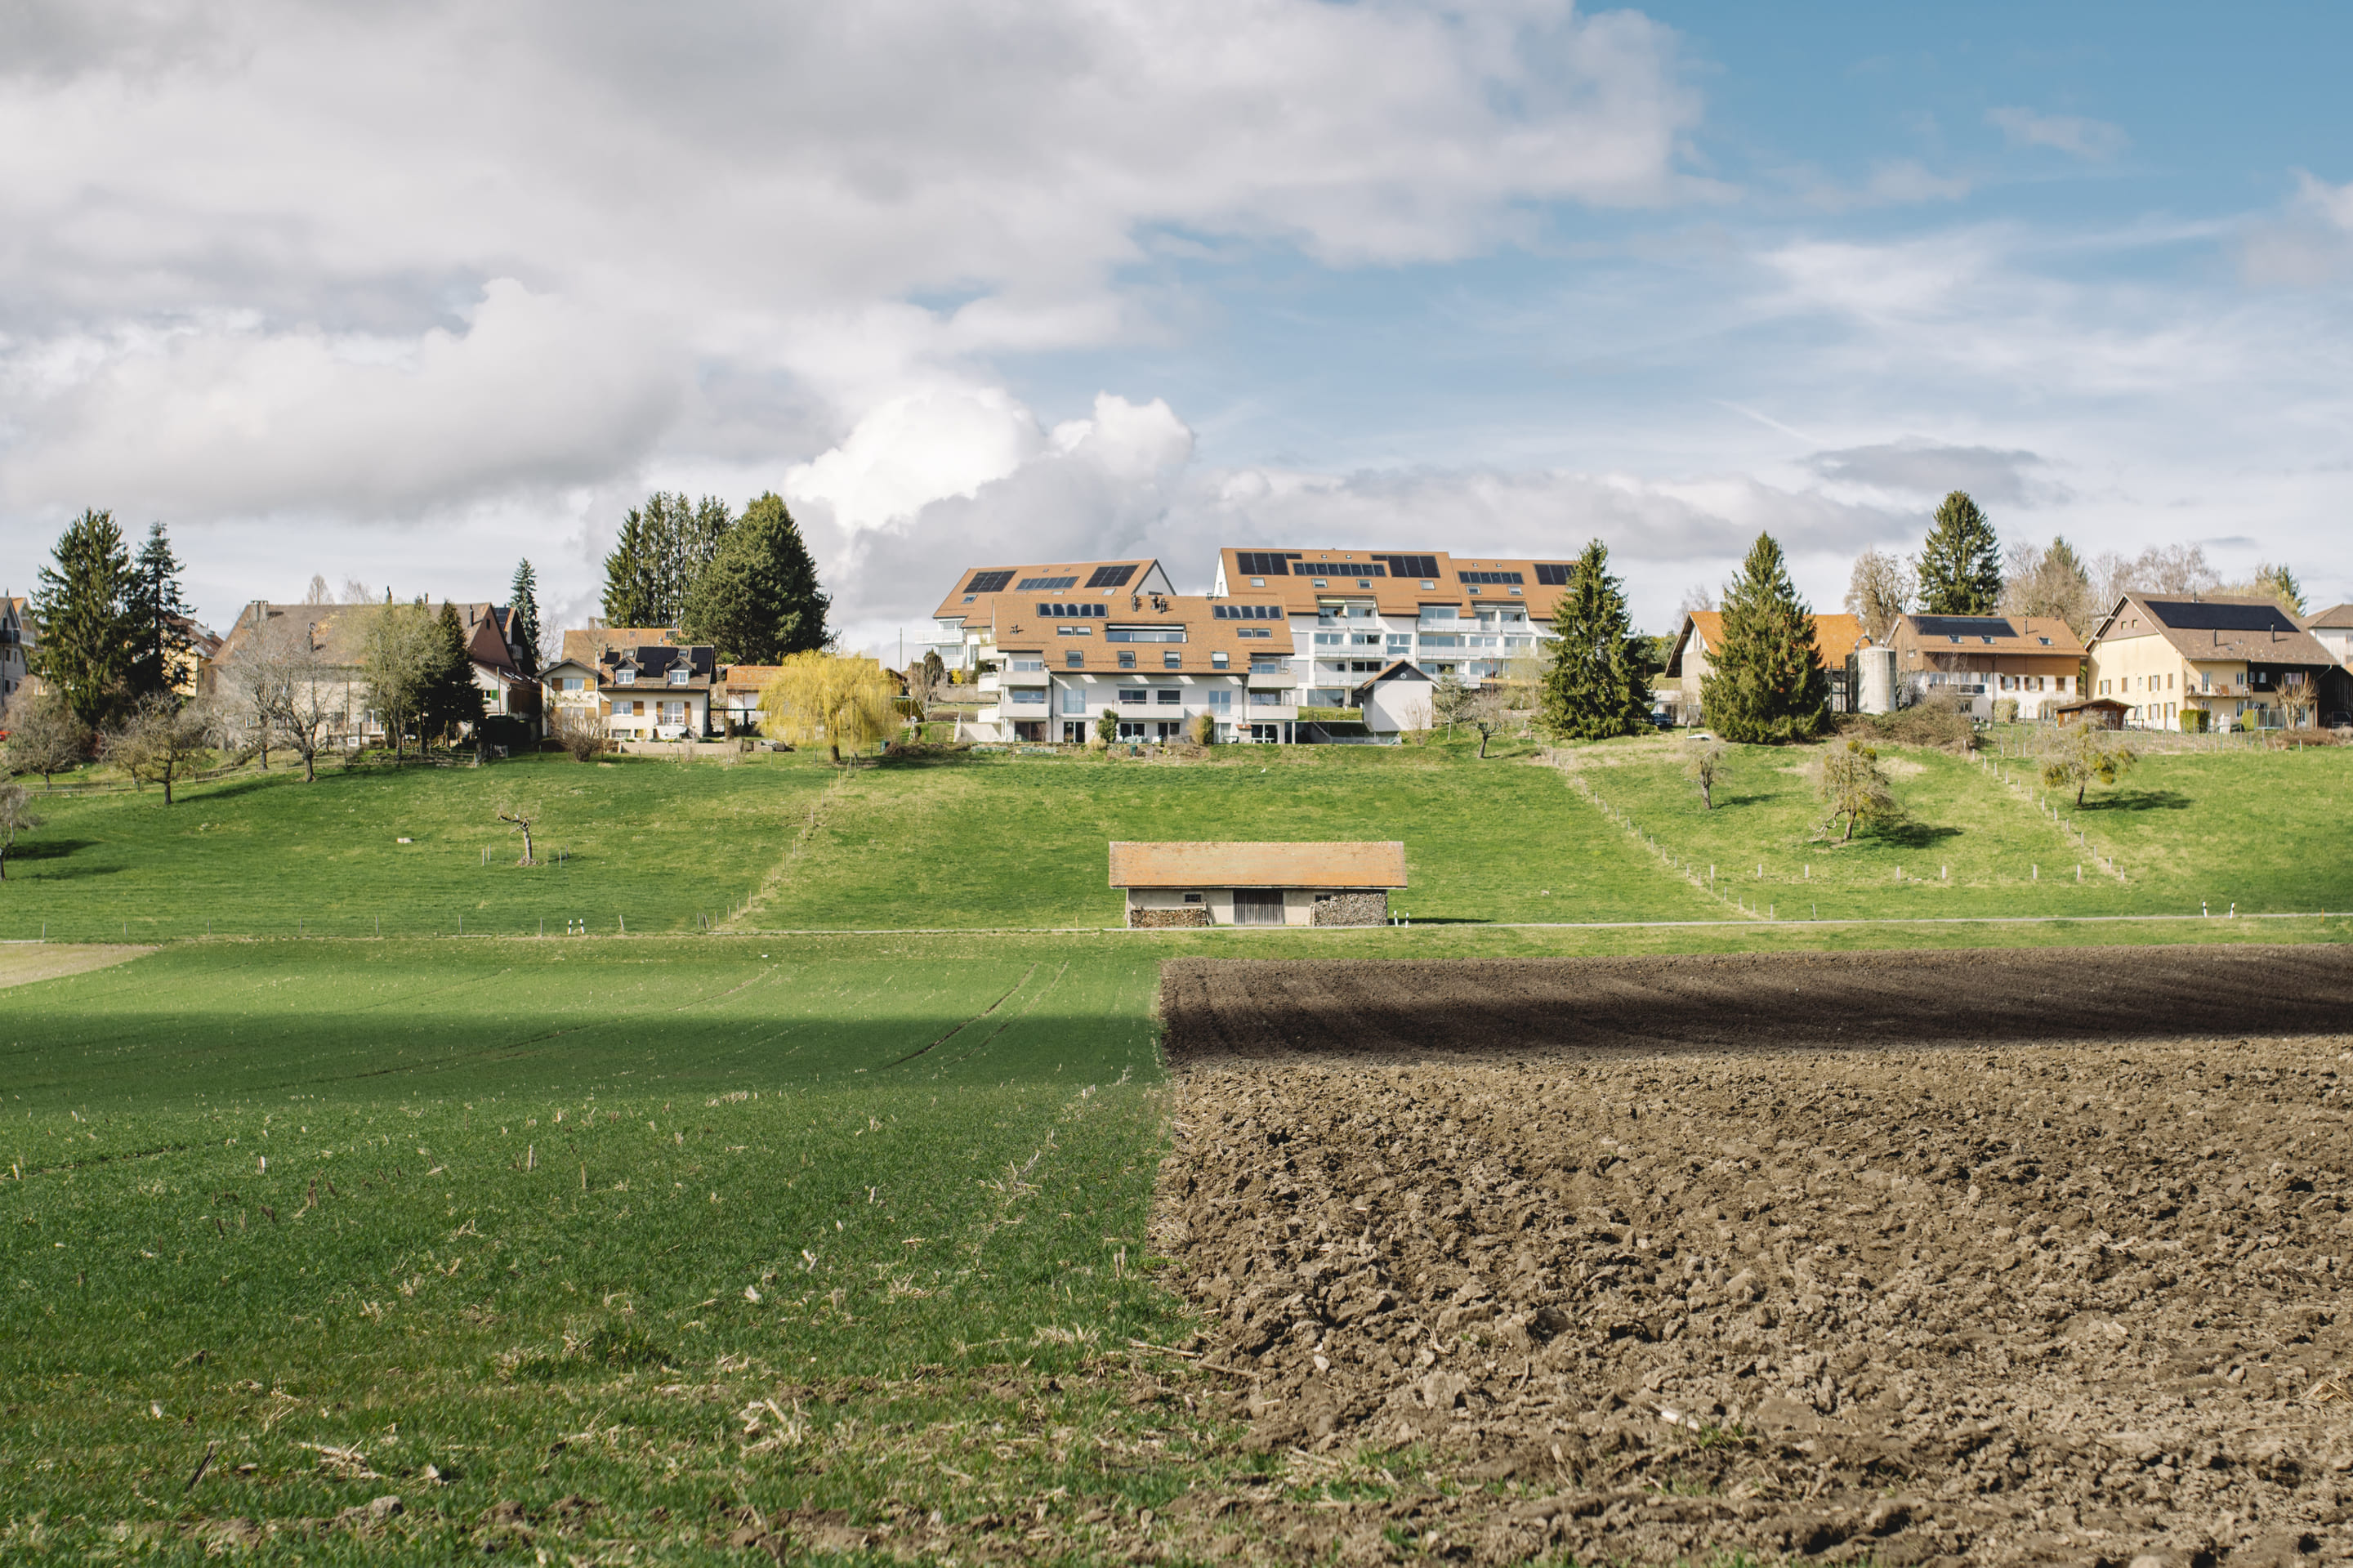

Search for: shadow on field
xmin=2083 ymin=788 xmax=2193 ymax=812
xmin=1871 ymin=821 xmax=1963 ymax=849
xmin=1160 ymin=944 xmax=2353 ymax=1065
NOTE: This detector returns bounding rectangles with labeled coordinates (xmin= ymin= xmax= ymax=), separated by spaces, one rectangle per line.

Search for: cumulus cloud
xmin=0 ymin=0 xmax=1703 ymax=540
xmin=815 ymin=388 xmax=1909 ymax=649
xmin=1987 ymin=106 xmax=2128 ymax=161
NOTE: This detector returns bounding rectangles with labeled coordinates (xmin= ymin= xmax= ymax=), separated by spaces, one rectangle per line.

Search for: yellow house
xmin=2083 ymin=593 xmax=2337 ymax=731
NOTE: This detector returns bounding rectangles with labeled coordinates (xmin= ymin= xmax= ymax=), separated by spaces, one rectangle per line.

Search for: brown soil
xmin=0 ymin=942 xmax=151 ymax=989
xmin=1150 ymin=947 xmax=2353 ymax=1566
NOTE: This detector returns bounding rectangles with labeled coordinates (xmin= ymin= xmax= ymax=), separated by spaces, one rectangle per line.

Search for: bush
xmin=2180 ymin=708 xmax=2209 ymax=734
xmin=1835 ymin=707 xmax=1977 ymax=754
xmin=1993 ymin=698 xmax=2019 ymax=724
xmin=551 ymin=708 xmax=607 ymax=762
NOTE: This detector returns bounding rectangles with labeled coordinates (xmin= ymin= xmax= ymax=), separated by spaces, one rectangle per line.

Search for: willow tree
xmin=758 ymin=652 xmax=898 ymax=764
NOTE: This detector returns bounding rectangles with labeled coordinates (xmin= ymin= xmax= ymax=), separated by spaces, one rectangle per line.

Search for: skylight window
xmin=1017 ymin=574 xmax=1078 ymax=592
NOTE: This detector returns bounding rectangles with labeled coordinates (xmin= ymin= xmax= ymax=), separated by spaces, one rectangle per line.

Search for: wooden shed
xmin=1109 ymin=842 xmax=1407 ymax=927
xmin=2055 ymin=696 xmax=2129 ymax=730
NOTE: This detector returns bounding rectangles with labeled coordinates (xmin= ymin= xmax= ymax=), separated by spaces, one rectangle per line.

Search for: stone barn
xmin=1110 ymin=842 xmax=1407 ymax=927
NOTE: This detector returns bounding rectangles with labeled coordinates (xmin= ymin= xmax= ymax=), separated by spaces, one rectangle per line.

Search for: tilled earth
xmin=1149 ymin=948 xmax=2353 ymax=1566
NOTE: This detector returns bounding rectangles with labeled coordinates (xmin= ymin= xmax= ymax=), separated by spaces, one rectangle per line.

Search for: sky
xmin=2 ymin=0 xmax=2348 ymax=654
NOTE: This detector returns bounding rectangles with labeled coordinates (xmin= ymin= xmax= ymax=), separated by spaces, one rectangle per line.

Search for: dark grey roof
xmin=1912 ymin=615 xmax=2018 ymax=639
xmin=2145 ymin=599 xmax=2298 ymax=634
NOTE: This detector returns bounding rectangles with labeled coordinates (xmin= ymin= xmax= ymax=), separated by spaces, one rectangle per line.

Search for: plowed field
xmin=1151 ymin=947 xmax=2353 ymax=1566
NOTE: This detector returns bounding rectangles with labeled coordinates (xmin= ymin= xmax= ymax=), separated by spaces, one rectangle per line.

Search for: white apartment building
xmin=934 ymin=564 xmax=1302 ymax=743
xmin=0 ymin=594 xmax=33 ymax=720
xmin=1208 ymin=547 xmax=1565 ymax=708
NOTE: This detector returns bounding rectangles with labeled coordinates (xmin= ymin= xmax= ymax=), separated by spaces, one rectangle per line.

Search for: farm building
xmin=1110 ymin=841 xmax=1406 ymax=927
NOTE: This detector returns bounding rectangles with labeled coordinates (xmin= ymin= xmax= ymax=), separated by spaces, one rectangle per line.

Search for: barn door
xmin=1230 ymin=889 xmax=1286 ymax=926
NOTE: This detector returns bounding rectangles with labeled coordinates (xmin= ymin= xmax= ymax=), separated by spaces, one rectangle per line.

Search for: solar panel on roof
xmin=1458 ymin=570 xmax=1524 ymax=585
xmin=1084 ymin=564 xmax=1138 ymax=588
xmin=2144 ymin=600 xmax=2296 ymax=633
xmin=1017 ymin=574 xmax=1078 ymax=592
xmin=1212 ymin=604 xmax=1284 ymax=620
xmin=1533 ymin=563 xmax=1574 ymax=586
xmin=965 ymin=569 xmax=1015 ymax=594
xmin=1377 ymin=554 xmax=1440 ymax=579
xmin=1234 ymin=552 xmax=1291 ymax=577
xmin=1913 ymin=615 xmax=2017 ymax=639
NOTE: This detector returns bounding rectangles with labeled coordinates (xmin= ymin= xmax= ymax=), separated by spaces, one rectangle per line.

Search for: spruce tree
xmin=508 ymin=560 xmax=543 ymax=676
xmin=1915 ymin=491 xmax=2002 ymax=614
xmin=679 ymin=493 xmax=830 ymax=661
xmin=422 ymin=601 xmax=484 ymax=744
xmin=30 ymin=508 xmax=136 ymax=728
xmin=126 ymin=521 xmax=194 ymax=701
xmin=601 ymin=505 xmax=663 ymax=627
xmin=1699 ymin=532 xmax=1831 ymax=743
xmin=1538 ymin=539 xmax=1653 ymax=741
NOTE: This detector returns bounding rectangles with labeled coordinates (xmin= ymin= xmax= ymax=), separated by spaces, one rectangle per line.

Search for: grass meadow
xmin=3 ymin=733 xmax=2350 ymax=1557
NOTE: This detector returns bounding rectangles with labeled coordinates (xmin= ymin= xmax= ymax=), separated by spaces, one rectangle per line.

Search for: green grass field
xmin=4 ymin=733 xmax=2351 ymax=1557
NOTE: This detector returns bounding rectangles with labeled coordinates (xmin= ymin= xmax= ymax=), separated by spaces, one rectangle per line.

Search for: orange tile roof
xmin=931 ymin=560 xmax=1163 ymax=623
xmin=1666 ymin=610 xmax=1864 ymax=677
xmin=989 ymin=593 xmax=1291 ymax=673
xmin=1214 ymin=547 xmax=1573 ymax=619
xmin=1109 ymin=841 xmax=1407 ymax=889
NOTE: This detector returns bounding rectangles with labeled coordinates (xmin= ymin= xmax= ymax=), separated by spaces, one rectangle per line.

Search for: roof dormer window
xmin=615 ymin=667 xmax=636 ymax=684
xmin=668 ymin=666 xmax=690 ymax=684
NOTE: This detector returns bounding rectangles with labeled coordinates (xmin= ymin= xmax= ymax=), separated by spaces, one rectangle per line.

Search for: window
xmin=1060 ymin=686 xmax=1087 ymax=714
xmin=1118 ymin=651 xmax=1136 ymax=669
xmin=1314 ymin=632 xmax=1342 ymax=646
xmin=1056 ymin=623 xmax=1092 ymax=636
xmin=1155 ymin=688 xmax=1180 ymax=705
xmin=1248 ymin=577 xmax=1265 ymax=587
xmin=1065 ymin=652 xmax=1084 ymax=669
xmin=615 ymin=668 xmax=636 ymax=684
xmin=668 ymin=666 xmax=690 ymax=684
xmin=1948 ymin=635 xmax=1962 ymax=644
xmin=561 ymin=676 xmax=583 ymax=692
xmin=1008 ymin=657 xmax=1043 ymax=670
xmin=1182 ymin=892 xmax=1203 ymax=904
xmin=661 ymin=700 xmax=685 ymax=723
xmin=1106 ymin=627 xmax=1183 ymax=642
xmin=1118 ymin=688 xmax=1148 ymax=704
xmin=1238 ymin=628 xmax=1272 ymax=638
xmin=1250 ymin=656 xmax=1288 ymax=673
xmin=1163 ymin=651 xmax=1181 ymax=669
xmin=1008 ymin=687 xmax=1045 ymax=705
xmin=1207 ymin=690 xmax=1232 ymax=713
xmin=1310 ymin=579 xmax=1328 ymax=587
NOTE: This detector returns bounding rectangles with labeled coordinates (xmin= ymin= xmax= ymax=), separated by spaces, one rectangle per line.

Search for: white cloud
xmin=0 ymin=0 xmax=1703 ymax=547
xmin=1987 ymin=106 xmax=2128 ymax=161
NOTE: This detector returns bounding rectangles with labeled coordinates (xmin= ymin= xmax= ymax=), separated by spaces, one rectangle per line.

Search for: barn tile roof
xmin=1108 ymin=841 xmax=1408 ymax=889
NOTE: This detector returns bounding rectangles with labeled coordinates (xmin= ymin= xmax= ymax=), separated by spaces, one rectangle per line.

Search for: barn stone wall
xmin=1311 ymin=892 xmax=1389 ymax=927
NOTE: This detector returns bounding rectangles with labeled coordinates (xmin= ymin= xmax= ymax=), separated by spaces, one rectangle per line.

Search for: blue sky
xmin=2 ymin=0 xmax=2346 ymax=641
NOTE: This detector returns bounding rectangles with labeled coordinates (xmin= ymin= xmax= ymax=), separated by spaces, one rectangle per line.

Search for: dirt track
xmin=1151 ymin=947 xmax=2353 ymax=1566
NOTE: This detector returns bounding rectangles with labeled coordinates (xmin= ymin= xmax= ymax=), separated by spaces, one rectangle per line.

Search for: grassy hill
xmin=4 ymin=732 xmax=2346 ymax=942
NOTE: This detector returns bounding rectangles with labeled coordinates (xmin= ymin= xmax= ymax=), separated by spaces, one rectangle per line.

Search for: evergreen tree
xmin=1915 ymin=491 xmax=2003 ymax=614
xmin=1538 ymin=539 xmax=1653 ymax=741
xmin=126 ymin=521 xmax=194 ymax=701
xmin=1699 ymin=532 xmax=1831 ymax=743
xmin=29 ymin=508 xmax=137 ymax=729
xmin=601 ymin=492 xmax=734 ymax=628
xmin=679 ymin=492 xmax=831 ymax=661
xmin=601 ymin=506 xmax=663 ymax=628
xmin=508 ymin=559 xmax=543 ymax=676
xmin=422 ymin=601 xmax=485 ymax=744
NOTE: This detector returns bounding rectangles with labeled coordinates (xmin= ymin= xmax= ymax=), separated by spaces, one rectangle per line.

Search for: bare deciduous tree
xmin=0 ymin=784 xmax=41 ymax=879
xmin=1463 ymin=686 xmax=1512 ymax=758
xmin=497 ymin=805 xmax=538 ymax=866
xmin=1685 ymin=737 xmax=1726 ymax=809
xmin=105 ymin=696 xmax=214 ymax=806
xmin=1 ymin=689 xmax=91 ymax=787
xmin=2038 ymin=723 xmax=2137 ymax=808
xmin=341 ymin=578 xmax=377 ymax=605
xmin=1844 ymin=548 xmax=1913 ymax=643
xmin=303 ymin=574 xmax=333 ymax=605
xmin=552 ymin=705 xmax=607 ymax=762
xmin=1813 ymin=737 xmax=1901 ymax=842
